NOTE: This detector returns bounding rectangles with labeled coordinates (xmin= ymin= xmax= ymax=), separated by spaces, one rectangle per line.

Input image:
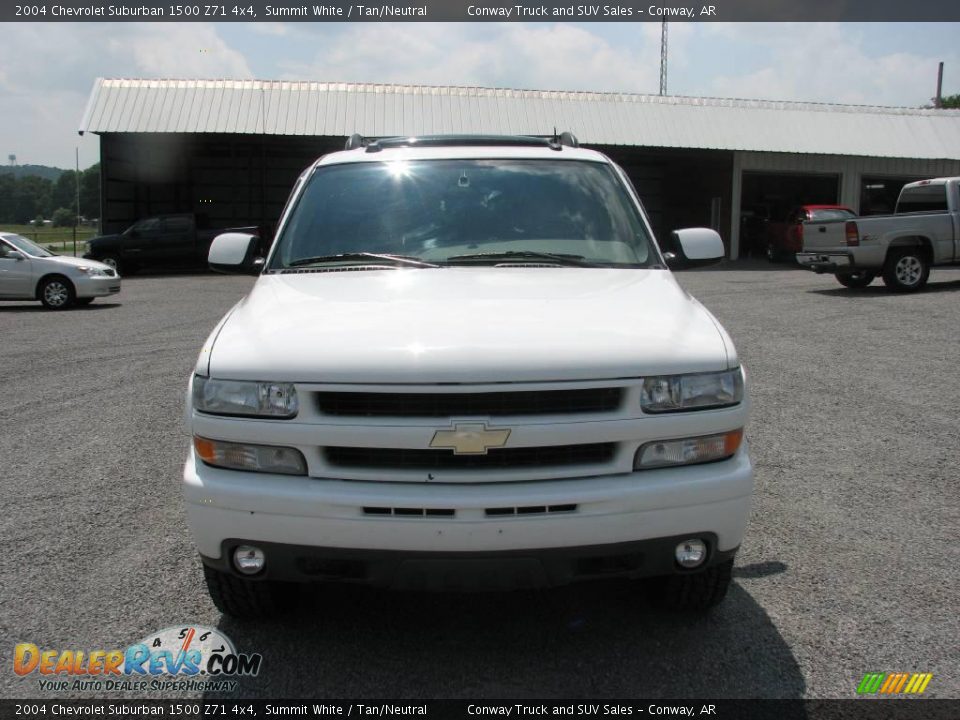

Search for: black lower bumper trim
xmin=200 ymin=534 xmax=739 ymax=590
xmin=798 ymin=253 xmax=859 ymax=275
xmin=804 ymin=261 xmax=840 ymax=274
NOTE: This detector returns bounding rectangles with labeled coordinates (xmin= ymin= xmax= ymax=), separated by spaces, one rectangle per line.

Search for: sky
xmin=0 ymin=21 xmax=957 ymax=169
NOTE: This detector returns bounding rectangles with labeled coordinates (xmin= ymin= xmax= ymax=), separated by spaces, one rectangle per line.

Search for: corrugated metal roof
xmin=79 ymin=78 xmax=960 ymax=160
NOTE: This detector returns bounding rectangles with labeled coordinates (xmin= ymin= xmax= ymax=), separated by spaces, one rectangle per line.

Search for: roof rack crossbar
xmin=349 ymin=133 xmax=581 ymax=153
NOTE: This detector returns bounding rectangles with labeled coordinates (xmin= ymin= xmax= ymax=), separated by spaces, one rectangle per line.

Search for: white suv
xmin=184 ymin=134 xmax=752 ymax=618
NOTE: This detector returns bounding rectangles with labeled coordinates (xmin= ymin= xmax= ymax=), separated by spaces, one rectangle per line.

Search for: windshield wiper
xmin=287 ymin=252 xmax=439 ymax=269
xmin=444 ymin=250 xmax=593 ymax=267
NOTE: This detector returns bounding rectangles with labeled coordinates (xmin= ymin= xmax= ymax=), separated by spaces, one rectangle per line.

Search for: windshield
xmin=269 ymin=159 xmax=657 ymax=269
xmin=125 ymin=217 xmax=160 ymax=235
xmin=3 ymin=234 xmax=53 ymax=258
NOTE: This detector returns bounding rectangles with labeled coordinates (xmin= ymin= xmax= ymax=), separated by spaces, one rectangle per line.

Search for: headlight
xmin=635 ymin=429 xmax=743 ymax=470
xmin=194 ymin=436 xmax=306 ymax=475
xmin=75 ymin=266 xmax=109 ymax=277
xmin=640 ymin=368 xmax=743 ymax=413
xmin=193 ymin=376 xmax=299 ymax=418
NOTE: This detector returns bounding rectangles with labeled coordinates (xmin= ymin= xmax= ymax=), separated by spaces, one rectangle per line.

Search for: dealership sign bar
xmin=5 ymin=0 xmax=960 ymax=21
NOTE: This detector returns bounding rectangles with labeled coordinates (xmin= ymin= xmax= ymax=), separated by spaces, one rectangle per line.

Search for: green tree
xmin=940 ymin=93 xmax=960 ymax=109
xmin=51 ymin=170 xmax=78 ymax=215
xmin=13 ymin=176 xmax=53 ymax=223
xmin=0 ymin=174 xmax=15 ymax=223
xmin=52 ymin=207 xmax=76 ymax=227
xmin=80 ymin=163 xmax=100 ymax=220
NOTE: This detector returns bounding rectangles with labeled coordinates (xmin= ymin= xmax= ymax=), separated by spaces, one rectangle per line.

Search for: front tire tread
xmin=649 ymin=558 xmax=734 ymax=612
xmin=202 ymin=565 xmax=294 ymax=620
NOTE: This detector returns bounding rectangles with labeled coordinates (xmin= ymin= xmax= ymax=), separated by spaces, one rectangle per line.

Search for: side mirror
xmin=665 ymin=228 xmax=725 ymax=269
xmin=6 ymin=250 xmax=25 ymax=261
xmin=209 ymin=233 xmax=263 ymax=275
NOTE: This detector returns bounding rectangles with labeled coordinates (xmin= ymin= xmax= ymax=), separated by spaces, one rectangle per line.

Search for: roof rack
xmin=343 ymin=133 xmax=580 ymax=153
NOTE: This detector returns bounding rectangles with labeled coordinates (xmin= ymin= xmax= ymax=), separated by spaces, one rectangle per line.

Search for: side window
xmin=163 ymin=217 xmax=192 ymax=233
xmin=0 ymin=242 xmax=11 ymax=257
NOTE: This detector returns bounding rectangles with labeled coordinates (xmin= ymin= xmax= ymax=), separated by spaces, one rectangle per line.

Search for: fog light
xmin=233 ymin=545 xmax=266 ymax=575
xmin=675 ymin=539 xmax=707 ymax=568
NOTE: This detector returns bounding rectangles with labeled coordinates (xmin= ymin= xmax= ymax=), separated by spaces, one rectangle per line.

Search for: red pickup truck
xmin=766 ymin=205 xmax=855 ymax=263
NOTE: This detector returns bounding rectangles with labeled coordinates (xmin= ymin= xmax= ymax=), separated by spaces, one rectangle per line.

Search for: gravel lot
xmin=1 ymin=262 xmax=958 ymax=700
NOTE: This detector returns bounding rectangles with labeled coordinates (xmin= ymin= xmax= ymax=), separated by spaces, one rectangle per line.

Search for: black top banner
xmin=4 ymin=0 xmax=960 ymax=22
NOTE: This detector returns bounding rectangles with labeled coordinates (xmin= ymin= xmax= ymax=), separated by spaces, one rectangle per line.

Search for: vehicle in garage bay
xmin=797 ymin=177 xmax=960 ymax=291
xmin=766 ymin=205 xmax=855 ymax=263
xmin=0 ymin=232 xmax=120 ymax=309
xmin=183 ymin=133 xmax=753 ymax=619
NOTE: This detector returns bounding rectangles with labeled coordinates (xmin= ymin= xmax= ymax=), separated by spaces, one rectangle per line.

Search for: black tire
xmin=835 ymin=271 xmax=875 ymax=289
xmin=76 ymin=297 xmax=95 ymax=306
xmin=882 ymin=248 xmax=930 ymax=292
xmin=39 ymin=276 xmax=76 ymax=310
xmin=99 ymin=254 xmax=122 ymax=275
xmin=202 ymin=564 xmax=295 ymax=620
xmin=648 ymin=559 xmax=734 ymax=612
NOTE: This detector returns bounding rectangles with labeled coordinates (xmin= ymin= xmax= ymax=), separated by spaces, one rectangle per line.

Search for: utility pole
xmin=659 ymin=21 xmax=668 ymax=96
xmin=934 ymin=62 xmax=944 ymax=108
xmin=74 ymin=147 xmax=80 ymax=255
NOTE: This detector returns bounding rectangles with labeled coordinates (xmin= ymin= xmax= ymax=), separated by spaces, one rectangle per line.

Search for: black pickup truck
xmin=83 ymin=214 xmax=266 ymax=274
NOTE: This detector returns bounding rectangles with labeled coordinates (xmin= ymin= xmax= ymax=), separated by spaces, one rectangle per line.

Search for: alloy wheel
xmin=894 ymin=256 xmax=922 ymax=286
xmin=44 ymin=281 xmax=69 ymax=307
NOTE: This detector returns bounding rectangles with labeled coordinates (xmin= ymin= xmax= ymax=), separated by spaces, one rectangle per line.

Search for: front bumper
xmin=74 ymin=274 xmax=121 ymax=298
xmin=200 ymin=536 xmax=739 ymax=590
xmin=183 ymin=445 xmax=753 ymax=587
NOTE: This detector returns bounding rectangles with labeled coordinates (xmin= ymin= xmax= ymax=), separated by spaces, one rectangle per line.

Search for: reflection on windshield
xmin=271 ymin=159 xmax=655 ymax=269
xmin=4 ymin=234 xmax=53 ymax=258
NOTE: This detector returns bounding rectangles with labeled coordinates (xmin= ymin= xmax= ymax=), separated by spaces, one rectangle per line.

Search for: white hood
xmin=206 ymin=268 xmax=734 ymax=383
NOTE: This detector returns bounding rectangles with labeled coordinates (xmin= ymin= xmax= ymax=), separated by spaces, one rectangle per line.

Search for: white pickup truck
xmin=797 ymin=177 xmax=960 ymax=291
xmin=183 ymin=134 xmax=753 ymax=619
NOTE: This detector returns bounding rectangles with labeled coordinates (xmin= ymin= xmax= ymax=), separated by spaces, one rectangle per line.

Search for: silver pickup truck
xmin=796 ymin=177 xmax=960 ymax=291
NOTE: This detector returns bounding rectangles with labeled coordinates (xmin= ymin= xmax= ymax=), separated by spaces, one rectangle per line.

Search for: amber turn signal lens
xmin=724 ymin=428 xmax=744 ymax=456
xmin=193 ymin=436 xmax=218 ymax=462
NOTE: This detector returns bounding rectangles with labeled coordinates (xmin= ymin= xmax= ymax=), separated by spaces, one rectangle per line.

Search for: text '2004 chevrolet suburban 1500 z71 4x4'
xmin=183 ymin=134 xmax=753 ymax=619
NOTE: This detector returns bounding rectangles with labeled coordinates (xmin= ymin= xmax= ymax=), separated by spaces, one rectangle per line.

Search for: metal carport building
xmin=79 ymin=78 xmax=960 ymax=258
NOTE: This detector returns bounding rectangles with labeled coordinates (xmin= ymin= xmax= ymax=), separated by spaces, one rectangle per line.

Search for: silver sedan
xmin=0 ymin=233 xmax=121 ymax=309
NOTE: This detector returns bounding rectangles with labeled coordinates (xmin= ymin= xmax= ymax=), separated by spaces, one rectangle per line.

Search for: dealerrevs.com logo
xmin=14 ymin=625 xmax=262 ymax=693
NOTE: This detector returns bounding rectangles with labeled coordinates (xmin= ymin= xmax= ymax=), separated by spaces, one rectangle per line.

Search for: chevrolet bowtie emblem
xmin=430 ymin=423 xmax=511 ymax=455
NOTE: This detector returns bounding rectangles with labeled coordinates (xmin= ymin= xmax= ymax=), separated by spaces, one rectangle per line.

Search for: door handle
xmin=818 ymin=226 xmax=826 ymax=232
